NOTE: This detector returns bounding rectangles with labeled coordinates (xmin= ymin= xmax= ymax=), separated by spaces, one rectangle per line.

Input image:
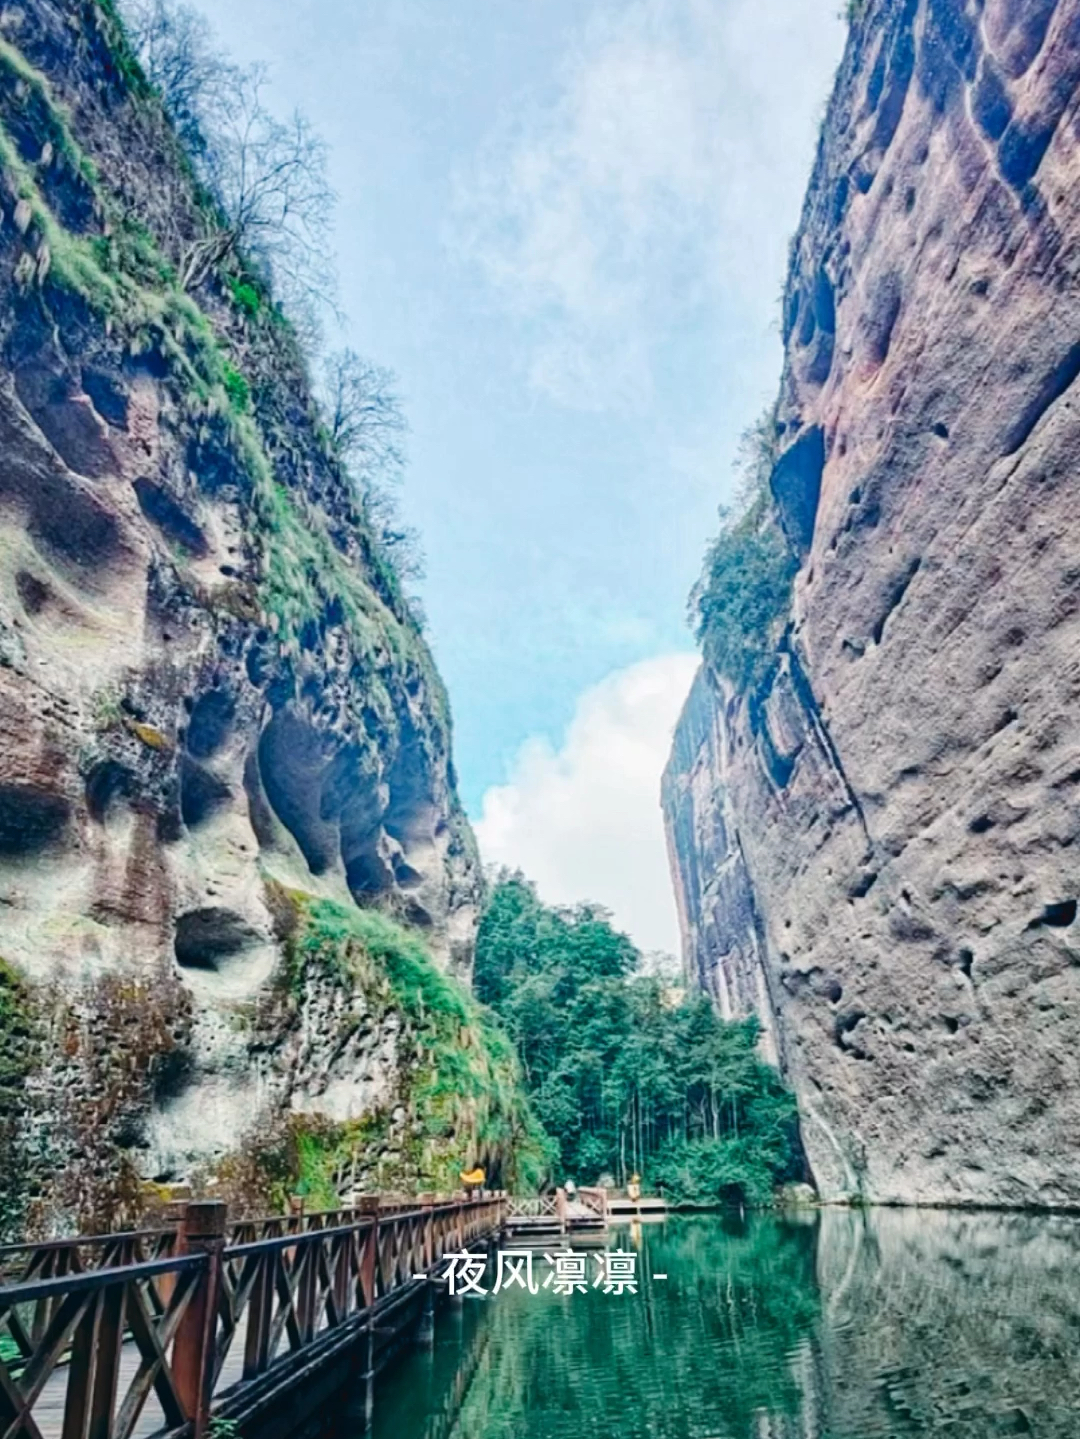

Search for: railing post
xmin=556 ymin=1187 xmax=568 ymax=1235
xmin=420 ymin=1194 xmax=435 ymax=1272
xmin=332 ymin=1230 xmax=351 ymax=1322
xmin=61 ymin=1279 xmax=126 ymax=1439
xmin=417 ymin=1279 xmax=435 ymax=1350
xmin=88 ymin=1281 xmax=125 ymax=1439
xmin=242 ymin=1245 xmax=273 ymax=1379
xmin=358 ymin=1197 xmax=379 ymax=1308
xmin=363 ymin=1319 xmax=376 ymax=1430
xmin=158 ymin=1201 xmax=188 ymax=1310
xmin=173 ymin=1200 xmax=227 ymax=1439
xmin=297 ymin=1235 xmax=318 ymax=1343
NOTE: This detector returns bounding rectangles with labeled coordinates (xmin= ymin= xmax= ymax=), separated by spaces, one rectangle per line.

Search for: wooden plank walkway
xmin=504 ymin=1201 xmax=605 ymax=1238
xmin=28 ymin=1309 xmax=261 ymax=1439
xmin=606 ymin=1197 xmax=668 ymax=1217
xmin=0 ymin=1195 xmax=507 ymax=1439
xmin=28 ymin=1301 xmax=394 ymax=1439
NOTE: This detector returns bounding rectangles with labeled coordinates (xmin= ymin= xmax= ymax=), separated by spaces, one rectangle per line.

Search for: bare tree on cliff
xmin=122 ymin=0 xmax=229 ymax=157
xmin=183 ymin=68 xmax=336 ymax=309
xmin=322 ymin=350 xmax=426 ymax=591
xmin=123 ymin=0 xmax=337 ymax=330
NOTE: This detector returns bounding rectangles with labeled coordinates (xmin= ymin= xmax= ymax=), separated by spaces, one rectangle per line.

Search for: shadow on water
xmin=335 ymin=1209 xmax=1080 ymax=1439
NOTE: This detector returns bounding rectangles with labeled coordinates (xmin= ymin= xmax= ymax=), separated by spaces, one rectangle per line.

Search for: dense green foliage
xmin=226 ymin=273 xmax=263 ymax=318
xmin=264 ymin=891 xmax=551 ymax=1199
xmin=691 ymin=413 xmax=797 ymax=693
xmin=694 ymin=513 xmax=797 ymax=692
xmin=474 ymin=877 xmax=800 ymax=1206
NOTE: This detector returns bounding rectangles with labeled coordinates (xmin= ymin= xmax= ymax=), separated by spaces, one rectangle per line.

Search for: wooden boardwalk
xmin=26 ymin=1307 xmax=263 ymax=1439
xmin=502 ymin=1185 xmax=667 ymax=1239
xmin=503 ymin=1199 xmax=605 ymax=1239
xmin=0 ymin=1195 xmax=506 ymax=1439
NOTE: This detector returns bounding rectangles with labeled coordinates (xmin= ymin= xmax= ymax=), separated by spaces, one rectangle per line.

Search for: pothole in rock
xmin=174 ymin=907 xmax=263 ymax=970
xmin=85 ymin=760 xmax=135 ymax=824
xmin=0 ymin=784 xmax=71 ymax=856
xmin=134 ymin=478 xmax=208 ymax=558
xmin=15 ymin=569 xmax=51 ymax=616
xmin=186 ymin=687 xmax=236 ymax=760
xmin=1027 ymin=899 xmax=1077 ymax=930
xmin=179 ymin=758 xmax=232 ymax=829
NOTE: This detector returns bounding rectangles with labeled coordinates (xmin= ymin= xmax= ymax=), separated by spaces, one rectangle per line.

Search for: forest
xmin=474 ymin=876 xmax=802 ymax=1206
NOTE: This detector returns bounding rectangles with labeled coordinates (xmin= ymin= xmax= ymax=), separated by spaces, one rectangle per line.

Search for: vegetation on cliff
xmin=691 ymin=413 xmax=797 ymax=693
xmin=0 ymin=961 xmax=193 ymax=1239
xmin=0 ymin=1 xmax=487 ymax=1229
xmin=1 ymin=890 xmax=550 ymax=1231
xmin=475 ymin=876 xmax=800 ymax=1206
xmin=0 ymin=959 xmax=39 ymax=1235
xmin=0 ymin=6 xmax=442 ymax=735
xmin=207 ymin=889 xmax=551 ymax=1209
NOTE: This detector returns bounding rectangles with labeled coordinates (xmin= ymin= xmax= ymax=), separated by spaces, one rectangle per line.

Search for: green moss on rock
xmin=0 ymin=958 xmax=40 ymax=1238
xmin=256 ymin=890 xmax=550 ymax=1197
xmin=0 ymin=33 xmax=449 ymax=754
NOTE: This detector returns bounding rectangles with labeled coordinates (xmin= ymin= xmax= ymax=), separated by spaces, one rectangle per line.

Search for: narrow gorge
xmin=3 ymin=0 xmax=1080 ymax=1239
xmin=664 ymin=0 xmax=1080 ymax=1207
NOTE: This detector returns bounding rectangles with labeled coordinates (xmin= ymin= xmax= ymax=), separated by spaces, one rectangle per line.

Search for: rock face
xmin=0 ymin=2 xmax=484 ymax=1227
xmin=664 ymin=0 xmax=1080 ymax=1205
xmin=662 ymin=670 xmax=783 ymax=1069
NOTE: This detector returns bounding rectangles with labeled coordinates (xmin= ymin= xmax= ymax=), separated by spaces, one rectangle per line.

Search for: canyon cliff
xmin=0 ymin=2 xmax=526 ymax=1234
xmin=664 ymin=0 xmax=1080 ymax=1205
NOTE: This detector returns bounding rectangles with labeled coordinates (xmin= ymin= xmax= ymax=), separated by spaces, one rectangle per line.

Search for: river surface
xmin=355 ymin=1208 xmax=1080 ymax=1438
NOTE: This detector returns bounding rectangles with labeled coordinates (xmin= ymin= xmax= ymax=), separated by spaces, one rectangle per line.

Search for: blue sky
xmin=192 ymin=0 xmax=845 ymax=951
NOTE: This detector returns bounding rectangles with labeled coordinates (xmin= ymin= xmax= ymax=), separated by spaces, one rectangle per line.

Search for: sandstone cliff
xmin=664 ymin=0 xmax=1080 ymax=1205
xmin=0 ymin=2 xmax=520 ymax=1233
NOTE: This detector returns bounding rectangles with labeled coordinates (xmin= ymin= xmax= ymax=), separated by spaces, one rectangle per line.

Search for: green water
xmin=360 ymin=1209 xmax=1080 ymax=1438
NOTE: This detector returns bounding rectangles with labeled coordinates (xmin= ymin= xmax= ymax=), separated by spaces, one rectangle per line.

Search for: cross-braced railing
xmin=0 ymin=1246 xmax=208 ymax=1439
xmin=213 ymin=1195 xmax=502 ymax=1390
xmin=0 ymin=1194 xmax=506 ymax=1439
xmin=504 ymin=1195 xmax=557 ymax=1219
xmin=576 ymin=1187 xmax=608 ymax=1222
xmin=0 ymin=1226 xmax=179 ymax=1295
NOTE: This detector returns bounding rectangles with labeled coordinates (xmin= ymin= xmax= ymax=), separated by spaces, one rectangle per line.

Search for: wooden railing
xmin=504 ymin=1196 xmax=557 ymax=1219
xmin=577 ymin=1187 xmax=608 ymax=1223
xmin=0 ymin=1194 xmax=506 ymax=1439
xmin=0 ymin=1228 xmax=179 ymax=1293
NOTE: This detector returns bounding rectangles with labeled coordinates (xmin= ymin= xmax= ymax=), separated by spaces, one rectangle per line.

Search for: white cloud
xmin=453 ymin=0 xmax=844 ymax=408
xmin=474 ymin=653 xmax=700 ymax=955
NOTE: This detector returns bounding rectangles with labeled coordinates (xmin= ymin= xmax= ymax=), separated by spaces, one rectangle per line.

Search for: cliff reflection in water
xmin=816 ymin=1207 xmax=1080 ymax=1436
xmin=360 ymin=1210 xmax=1080 ymax=1439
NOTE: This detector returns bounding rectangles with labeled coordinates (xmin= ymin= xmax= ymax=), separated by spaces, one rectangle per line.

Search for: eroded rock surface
xmin=0 ymin=1 xmax=482 ymax=1222
xmin=664 ymin=0 xmax=1080 ymax=1204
